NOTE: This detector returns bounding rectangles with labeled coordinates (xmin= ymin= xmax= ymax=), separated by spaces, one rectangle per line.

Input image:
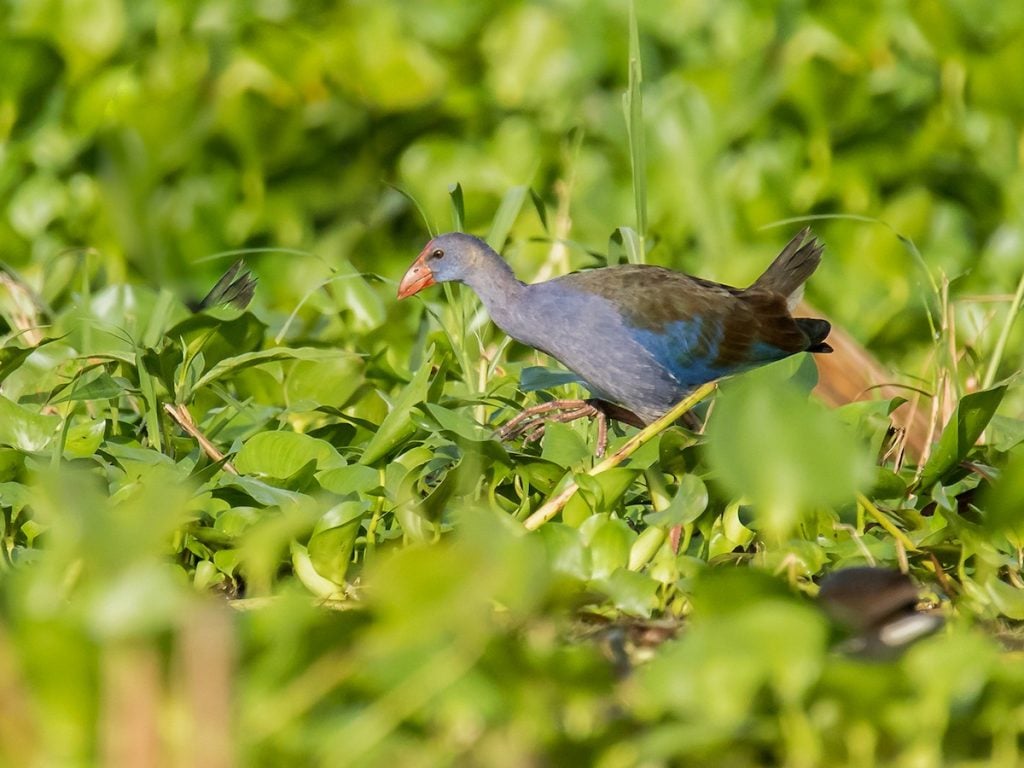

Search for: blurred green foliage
xmin=2 ymin=0 xmax=1024 ymax=766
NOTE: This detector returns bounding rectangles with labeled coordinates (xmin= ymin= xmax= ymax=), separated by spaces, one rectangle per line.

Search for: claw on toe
xmin=497 ymin=399 xmax=609 ymax=457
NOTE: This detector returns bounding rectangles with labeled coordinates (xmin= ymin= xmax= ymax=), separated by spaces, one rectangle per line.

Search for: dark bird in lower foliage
xmin=398 ymin=229 xmax=832 ymax=452
xmin=817 ymin=567 xmax=943 ymax=657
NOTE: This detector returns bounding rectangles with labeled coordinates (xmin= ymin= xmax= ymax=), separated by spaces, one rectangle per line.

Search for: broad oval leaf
xmin=645 ymin=473 xmax=708 ymax=527
xmin=0 ymin=395 xmax=59 ymax=452
xmin=318 ymin=464 xmax=381 ymax=496
xmin=284 ymin=353 xmax=364 ymax=410
xmin=307 ymin=499 xmax=368 ymax=586
xmin=235 ymin=431 xmax=346 ymax=478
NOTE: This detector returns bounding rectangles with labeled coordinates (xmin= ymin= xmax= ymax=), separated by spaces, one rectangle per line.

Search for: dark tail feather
xmin=797 ymin=317 xmax=832 ymax=353
xmin=194 ymin=259 xmax=257 ymax=313
xmin=752 ymin=228 xmax=824 ymax=298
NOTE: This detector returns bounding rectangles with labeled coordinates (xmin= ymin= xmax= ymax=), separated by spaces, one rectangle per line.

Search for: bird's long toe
xmin=496 ymin=399 xmax=608 ymax=456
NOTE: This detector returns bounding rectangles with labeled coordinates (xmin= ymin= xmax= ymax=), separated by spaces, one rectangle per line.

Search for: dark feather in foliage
xmin=194 ymin=260 xmax=257 ymax=312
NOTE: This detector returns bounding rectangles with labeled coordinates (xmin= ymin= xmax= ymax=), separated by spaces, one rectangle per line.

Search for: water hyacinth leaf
xmin=217 ymin=474 xmax=307 ymax=508
xmin=917 ymin=386 xmax=1007 ymax=491
xmin=538 ymin=523 xmax=590 ymax=581
xmin=291 ymin=541 xmax=345 ymax=600
xmin=705 ymin=373 xmax=872 ymax=538
xmin=0 ymin=449 xmax=24 ymax=483
xmin=628 ymin=525 xmax=667 ymax=571
xmin=419 ymin=402 xmax=494 ymax=443
xmin=0 ymin=337 xmax=58 ymax=386
xmin=0 ymin=482 xmax=31 ymax=517
xmin=645 ymin=473 xmax=708 ymax=527
xmin=541 ymin=421 xmax=591 ymax=469
xmin=284 ymin=353 xmax=364 ymax=410
xmin=63 ymin=420 xmax=106 ymax=459
xmin=984 ymin=577 xmax=1024 ymax=621
xmin=318 ymin=464 xmax=381 ymax=496
xmin=597 ymin=568 xmax=660 ymax=617
xmin=581 ymin=515 xmax=635 ymax=580
xmin=193 ymin=347 xmax=347 ymax=391
xmin=214 ymin=506 xmax=262 ymax=537
xmin=360 ymin=357 xmax=435 ymax=465
xmin=980 ymin=446 xmax=1024 ymax=545
xmin=513 ymin=456 xmax=565 ymax=495
xmin=658 ymin=428 xmax=696 ymax=476
xmin=988 ymin=415 xmax=1024 ymax=452
xmin=330 ymin=261 xmax=387 ymax=333
xmin=234 ymin=431 xmax=346 ymax=478
xmin=563 ymin=468 xmax=639 ymax=527
xmin=0 ymin=395 xmax=59 ymax=451
xmin=307 ymin=499 xmax=369 ymax=586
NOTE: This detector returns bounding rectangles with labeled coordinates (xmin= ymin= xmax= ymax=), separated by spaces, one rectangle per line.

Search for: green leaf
xmin=0 ymin=482 xmax=31 ymax=517
xmin=291 ymin=541 xmax=345 ymax=600
xmin=984 ymin=577 xmax=1024 ymax=621
xmin=0 ymin=448 xmax=24 ymax=483
xmin=193 ymin=347 xmax=349 ymax=391
xmin=581 ymin=515 xmax=634 ymax=580
xmin=538 ymin=523 xmax=589 ymax=581
xmin=518 ymin=366 xmax=581 ymax=392
xmin=217 ymin=475 xmax=307 ymax=507
xmin=284 ymin=353 xmax=364 ymax=410
xmin=448 ymin=182 xmax=464 ymax=231
xmin=318 ymin=464 xmax=381 ymax=496
xmin=486 ymin=185 xmax=528 ymax=250
xmin=988 ymin=415 xmax=1024 ymax=452
xmin=50 ymin=369 xmax=125 ymax=403
xmin=705 ymin=370 xmax=872 ymax=538
xmin=307 ymin=499 xmax=368 ymax=586
xmin=610 ymin=226 xmax=644 ymax=266
xmin=596 ymin=568 xmax=659 ymax=617
xmin=63 ymin=419 xmax=105 ymax=458
xmin=563 ymin=468 xmax=639 ymax=527
xmin=541 ymin=421 xmax=591 ymax=469
xmin=645 ymin=474 xmax=708 ymax=527
xmin=235 ymin=432 xmax=346 ymax=478
xmin=917 ymin=386 xmax=1007 ymax=491
xmin=0 ymin=337 xmax=57 ymax=387
xmin=419 ymin=402 xmax=494 ymax=443
xmin=0 ymin=395 xmax=59 ymax=451
xmin=330 ymin=262 xmax=387 ymax=333
xmin=167 ymin=311 xmax=267 ymax=372
xmin=360 ymin=357 xmax=435 ymax=465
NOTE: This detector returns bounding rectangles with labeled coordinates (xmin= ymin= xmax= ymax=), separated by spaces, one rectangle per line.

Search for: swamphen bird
xmin=398 ymin=229 xmax=832 ymax=454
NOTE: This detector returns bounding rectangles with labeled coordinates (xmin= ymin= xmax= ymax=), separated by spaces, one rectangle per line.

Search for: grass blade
xmin=621 ymin=0 xmax=647 ymax=263
xmin=982 ymin=268 xmax=1024 ymax=389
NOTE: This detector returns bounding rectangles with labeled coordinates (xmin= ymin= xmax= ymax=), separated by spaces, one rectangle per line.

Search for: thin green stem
xmin=982 ymin=268 xmax=1024 ymax=390
xmin=857 ymin=492 xmax=917 ymax=552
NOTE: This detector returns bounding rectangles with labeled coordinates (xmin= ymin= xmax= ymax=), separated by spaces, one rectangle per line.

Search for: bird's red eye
xmin=430 ymin=249 xmax=444 ymax=260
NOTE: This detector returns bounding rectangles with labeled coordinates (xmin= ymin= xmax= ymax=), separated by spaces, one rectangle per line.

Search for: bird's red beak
xmin=397 ymin=248 xmax=437 ymax=299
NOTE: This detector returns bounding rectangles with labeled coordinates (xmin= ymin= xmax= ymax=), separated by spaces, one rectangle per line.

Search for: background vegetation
xmin=2 ymin=0 xmax=1024 ymax=765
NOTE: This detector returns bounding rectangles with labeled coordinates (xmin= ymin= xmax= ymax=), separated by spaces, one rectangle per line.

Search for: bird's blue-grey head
xmin=397 ymin=232 xmax=511 ymax=299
